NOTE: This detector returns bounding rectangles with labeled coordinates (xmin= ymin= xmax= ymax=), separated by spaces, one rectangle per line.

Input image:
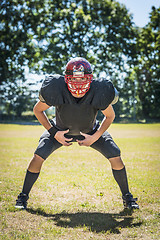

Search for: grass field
xmin=0 ymin=123 xmax=160 ymax=240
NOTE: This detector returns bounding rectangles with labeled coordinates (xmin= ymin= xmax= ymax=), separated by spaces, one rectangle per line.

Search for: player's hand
xmin=76 ymin=132 xmax=97 ymax=147
xmin=54 ymin=129 xmax=73 ymax=146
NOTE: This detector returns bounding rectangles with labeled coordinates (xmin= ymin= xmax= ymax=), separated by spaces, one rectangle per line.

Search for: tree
xmin=0 ymin=80 xmax=37 ymax=119
xmin=0 ymin=0 xmax=50 ymax=84
xmin=0 ymin=0 xmax=139 ymax=120
xmin=37 ymin=0 xmax=137 ymax=120
xmin=1 ymin=0 xmax=137 ymax=79
xmin=134 ymin=7 xmax=160 ymax=119
xmin=39 ymin=1 xmax=137 ymax=76
xmin=0 ymin=0 xmax=48 ymax=117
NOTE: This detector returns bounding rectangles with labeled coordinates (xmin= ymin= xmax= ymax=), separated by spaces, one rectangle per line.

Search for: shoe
xmin=15 ymin=192 xmax=29 ymax=210
xmin=122 ymin=192 xmax=139 ymax=209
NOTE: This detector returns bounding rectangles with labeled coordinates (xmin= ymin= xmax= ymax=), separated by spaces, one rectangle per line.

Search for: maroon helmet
xmin=64 ymin=57 xmax=93 ymax=96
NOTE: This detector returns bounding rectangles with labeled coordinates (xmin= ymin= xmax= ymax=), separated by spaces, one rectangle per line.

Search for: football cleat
xmin=15 ymin=192 xmax=29 ymax=210
xmin=122 ymin=192 xmax=139 ymax=209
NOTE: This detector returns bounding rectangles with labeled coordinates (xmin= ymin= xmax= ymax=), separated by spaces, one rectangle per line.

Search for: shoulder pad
xmin=39 ymin=75 xmax=66 ymax=106
xmin=111 ymin=87 xmax=119 ymax=105
xmin=39 ymin=91 xmax=46 ymax=103
xmin=90 ymin=79 xmax=116 ymax=110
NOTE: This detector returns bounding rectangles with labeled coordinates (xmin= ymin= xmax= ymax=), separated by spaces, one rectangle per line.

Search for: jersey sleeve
xmin=39 ymin=89 xmax=47 ymax=103
xmin=111 ymin=87 xmax=119 ymax=105
xmin=39 ymin=75 xmax=65 ymax=106
xmin=91 ymin=79 xmax=118 ymax=110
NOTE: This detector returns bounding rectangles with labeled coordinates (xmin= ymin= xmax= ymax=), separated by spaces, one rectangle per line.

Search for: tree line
xmin=0 ymin=0 xmax=160 ymax=121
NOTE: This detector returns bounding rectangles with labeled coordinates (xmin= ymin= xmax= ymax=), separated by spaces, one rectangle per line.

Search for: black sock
xmin=22 ymin=170 xmax=40 ymax=195
xmin=112 ymin=166 xmax=129 ymax=196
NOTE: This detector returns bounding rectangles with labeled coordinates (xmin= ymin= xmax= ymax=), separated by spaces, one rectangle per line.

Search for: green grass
xmin=0 ymin=123 xmax=160 ymax=239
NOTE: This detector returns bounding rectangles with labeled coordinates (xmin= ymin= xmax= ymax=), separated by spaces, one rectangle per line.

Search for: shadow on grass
xmin=27 ymin=208 xmax=142 ymax=233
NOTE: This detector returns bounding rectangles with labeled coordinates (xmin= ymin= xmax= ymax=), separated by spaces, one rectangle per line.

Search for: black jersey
xmin=39 ymin=75 xmax=118 ymax=135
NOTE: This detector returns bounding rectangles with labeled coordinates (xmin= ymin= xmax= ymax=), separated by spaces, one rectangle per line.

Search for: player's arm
xmin=77 ymin=105 xmax=115 ymax=146
xmin=95 ymin=104 xmax=115 ymax=139
xmin=33 ymin=100 xmax=53 ymax=130
xmin=33 ymin=101 xmax=72 ymax=146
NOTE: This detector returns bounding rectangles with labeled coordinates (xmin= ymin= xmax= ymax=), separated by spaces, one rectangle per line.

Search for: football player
xmin=15 ymin=57 xmax=139 ymax=210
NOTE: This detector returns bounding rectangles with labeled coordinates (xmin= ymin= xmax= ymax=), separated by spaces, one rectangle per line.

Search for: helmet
xmin=64 ymin=57 xmax=93 ymax=96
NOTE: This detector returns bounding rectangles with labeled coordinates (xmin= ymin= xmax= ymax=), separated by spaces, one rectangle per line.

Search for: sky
xmin=117 ymin=0 xmax=160 ymax=27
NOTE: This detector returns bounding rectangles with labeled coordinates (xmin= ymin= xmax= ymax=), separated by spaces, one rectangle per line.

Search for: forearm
xmin=93 ymin=115 xmax=114 ymax=140
xmin=33 ymin=109 xmax=52 ymax=130
xmin=89 ymin=105 xmax=115 ymax=143
xmin=77 ymin=115 xmax=114 ymax=147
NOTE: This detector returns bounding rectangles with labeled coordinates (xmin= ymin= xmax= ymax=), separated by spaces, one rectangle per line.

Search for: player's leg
xmin=15 ymin=154 xmax=44 ymax=209
xmin=90 ymin=131 xmax=139 ymax=209
xmin=15 ymin=130 xmax=62 ymax=209
xmin=107 ymin=156 xmax=128 ymax=194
